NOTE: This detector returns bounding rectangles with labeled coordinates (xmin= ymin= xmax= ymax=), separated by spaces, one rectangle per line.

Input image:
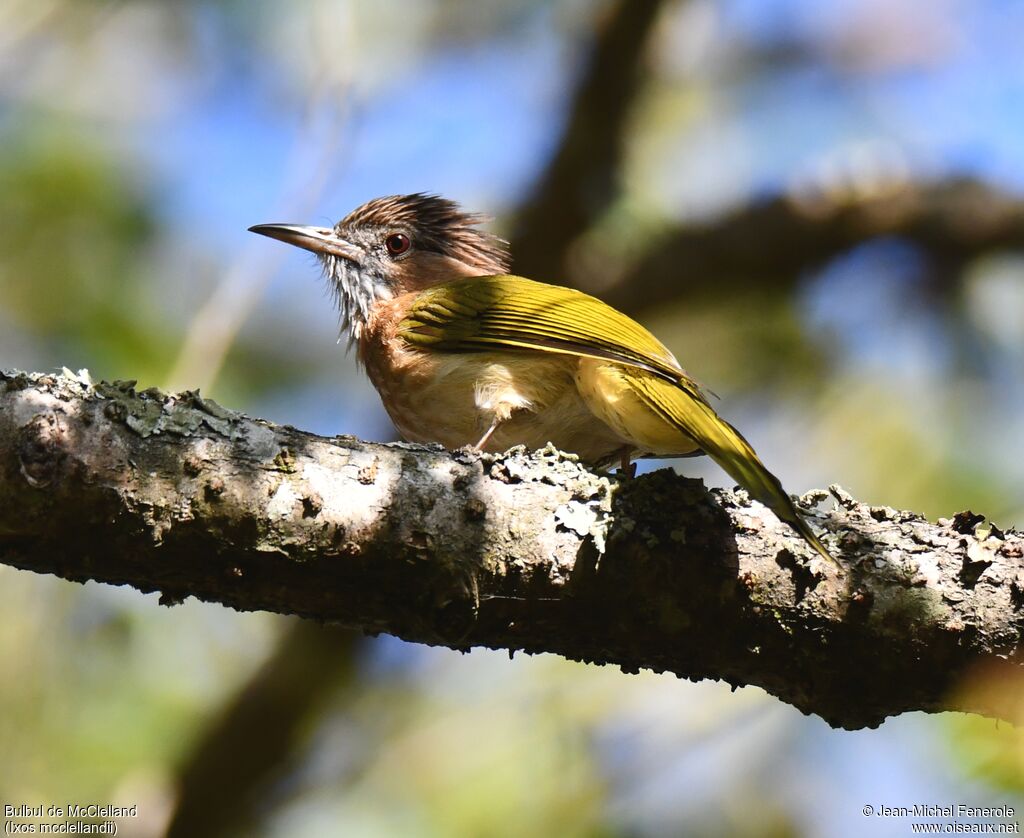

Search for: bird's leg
xmin=617 ymin=447 xmax=637 ymax=479
xmin=472 ymin=418 xmax=502 ymax=452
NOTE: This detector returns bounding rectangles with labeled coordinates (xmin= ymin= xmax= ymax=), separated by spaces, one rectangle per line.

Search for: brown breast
xmin=355 ymin=293 xmax=629 ymax=462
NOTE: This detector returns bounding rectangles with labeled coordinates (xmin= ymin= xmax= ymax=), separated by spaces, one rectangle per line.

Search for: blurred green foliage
xmin=1 ymin=0 xmax=1023 ymax=835
xmin=0 ymin=125 xmax=171 ymax=379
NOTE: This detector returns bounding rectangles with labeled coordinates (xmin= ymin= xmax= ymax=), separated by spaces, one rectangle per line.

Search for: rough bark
xmin=1 ymin=369 xmax=1022 ymax=730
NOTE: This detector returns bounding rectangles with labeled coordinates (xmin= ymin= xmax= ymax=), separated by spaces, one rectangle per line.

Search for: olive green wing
xmin=399 ymin=275 xmax=712 ymax=406
xmin=400 ymin=275 xmax=834 ymax=563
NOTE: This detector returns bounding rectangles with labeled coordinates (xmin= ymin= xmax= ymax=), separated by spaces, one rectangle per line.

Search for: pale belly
xmin=365 ymin=349 xmax=627 ymax=464
xmin=364 ymin=346 xmax=701 ymax=466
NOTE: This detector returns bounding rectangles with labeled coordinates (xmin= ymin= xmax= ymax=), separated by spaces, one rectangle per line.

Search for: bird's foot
xmin=617 ymin=448 xmax=637 ymax=479
xmin=473 ymin=419 xmax=501 ymax=452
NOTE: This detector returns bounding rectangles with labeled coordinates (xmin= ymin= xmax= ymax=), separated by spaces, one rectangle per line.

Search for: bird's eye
xmin=385 ymin=233 xmax=411 ymax=256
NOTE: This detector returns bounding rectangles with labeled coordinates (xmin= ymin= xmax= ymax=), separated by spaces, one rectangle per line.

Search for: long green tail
xmin=634 ymin=374 xmax=836 ymax=564
xmin=692 ymin=407 xmax=835 ymax=564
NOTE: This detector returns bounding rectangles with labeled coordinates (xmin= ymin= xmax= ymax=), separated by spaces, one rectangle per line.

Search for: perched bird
xmin=250 ymin=194 xmax=833 ymax=563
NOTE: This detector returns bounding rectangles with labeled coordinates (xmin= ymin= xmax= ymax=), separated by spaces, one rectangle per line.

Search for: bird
xmin=250 ymin=193 xmax=834 ymax=564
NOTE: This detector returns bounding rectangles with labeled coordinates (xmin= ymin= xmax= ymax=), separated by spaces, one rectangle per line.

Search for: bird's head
xmin=250 ymin=193 xmax=510 ymax=340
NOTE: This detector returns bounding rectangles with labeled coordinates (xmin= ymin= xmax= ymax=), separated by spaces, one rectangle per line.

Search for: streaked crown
xmin=338 ymin=193 xmax=510 ymax=275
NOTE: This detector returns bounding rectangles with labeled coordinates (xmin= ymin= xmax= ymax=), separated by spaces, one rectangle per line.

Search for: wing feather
xmin=400 ymin=275 xmax=712 ymax=405
xmin=400 ymin=275 xmax=834 ymax=564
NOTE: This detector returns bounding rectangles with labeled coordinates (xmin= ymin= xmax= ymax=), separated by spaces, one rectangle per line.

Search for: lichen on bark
xmin=1 ymin=369 xmax=1022 ymax=729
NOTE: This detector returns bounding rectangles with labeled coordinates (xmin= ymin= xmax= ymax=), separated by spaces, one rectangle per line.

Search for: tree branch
xmin=2 ymin=370 xmax=1022 ymax=730
xmin=604 ymin=178 xmax=1024 ymax=311
xmin=166 ymin=620 xmax=359 ymax=838
xmin=510 ymin=0 xmax=668 ymax=280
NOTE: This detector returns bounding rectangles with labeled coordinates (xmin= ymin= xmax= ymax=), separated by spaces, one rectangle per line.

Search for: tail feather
xmin=690 ymin=409 xmax=836 ymax=565
xmin=633 ymin=374 xmax=836 ymax=564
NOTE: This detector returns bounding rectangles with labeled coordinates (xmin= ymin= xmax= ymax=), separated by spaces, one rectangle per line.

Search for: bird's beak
xmin=248 ymin=223 xmax=363 ymax=263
